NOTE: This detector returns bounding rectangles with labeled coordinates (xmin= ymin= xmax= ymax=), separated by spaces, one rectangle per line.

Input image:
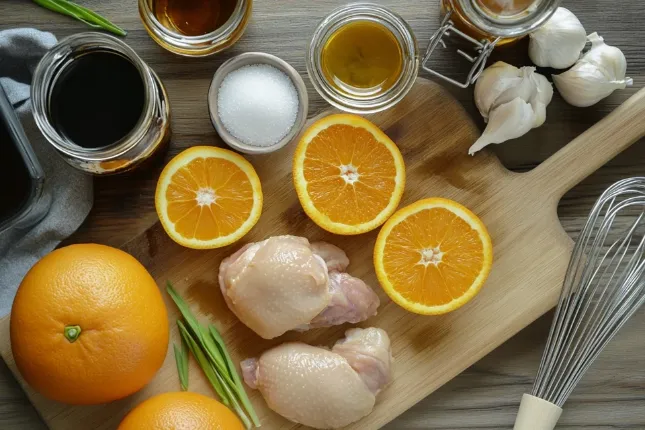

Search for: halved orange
xmin=155 ymin=146 xmax=262 ymax=249
xmin=374 ymin=198 xmax=493 ymax=315
xmin=293 ymin=114 xmax=405 ymax=235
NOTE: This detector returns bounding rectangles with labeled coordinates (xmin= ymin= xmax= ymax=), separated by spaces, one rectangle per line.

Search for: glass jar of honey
xmin=307 ymin=3 xmax=418 ymax=114
xmin=424 ymin=0 xmax=561 ymax=87
xmin=31 ymin=33 xmax=171 ymax=175
xmin=139 ymin=0 xmax=252 ymax=57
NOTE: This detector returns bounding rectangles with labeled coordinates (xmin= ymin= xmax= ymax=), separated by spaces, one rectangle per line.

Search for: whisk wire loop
xmin=531 ymin=177 xmax=645 ymax=407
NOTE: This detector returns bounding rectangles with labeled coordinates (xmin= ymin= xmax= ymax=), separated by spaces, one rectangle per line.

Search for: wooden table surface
xmin=1 ymin=0 xmax=644 ymax=429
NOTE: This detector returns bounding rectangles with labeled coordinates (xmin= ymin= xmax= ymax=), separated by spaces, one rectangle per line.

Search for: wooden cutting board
xmin=2 ymin=79 xmax=645 ymax=430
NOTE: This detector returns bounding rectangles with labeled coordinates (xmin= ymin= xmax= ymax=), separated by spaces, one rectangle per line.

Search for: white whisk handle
xmin=513 ymin=394 xmax=562 ymax=430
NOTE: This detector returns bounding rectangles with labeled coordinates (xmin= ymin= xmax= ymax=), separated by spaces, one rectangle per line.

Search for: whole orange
xmin=10 ymin=244 xmax=169 ymax=405
xmin=118 ymin=391 xmax=245 ymax=430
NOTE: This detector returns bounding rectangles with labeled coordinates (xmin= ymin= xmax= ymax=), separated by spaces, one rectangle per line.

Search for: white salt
xmin=217 ymin=64 xmax=299 ymax=147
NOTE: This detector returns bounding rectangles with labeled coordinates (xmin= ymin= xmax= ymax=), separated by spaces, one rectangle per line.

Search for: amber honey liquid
xmin=321 ymin=21 xmax=403 ymax=98
xmin=152 ymin=0 xmax=237 ymax=36
xmin=441 ymin=0 xmax=536 ymax=45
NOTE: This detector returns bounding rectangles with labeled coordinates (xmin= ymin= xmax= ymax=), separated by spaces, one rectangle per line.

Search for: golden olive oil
xmin=321 ymin=21 xmax=403 ymax=98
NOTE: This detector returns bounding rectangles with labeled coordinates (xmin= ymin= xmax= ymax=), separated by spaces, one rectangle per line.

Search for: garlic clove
xmin=553 ymin=33 xmax=632 ymax=107
xmin=474 ymin=61 xmax=521 ymax=121
xmin=471 ymin=62 xmax=553 ymax=155
xmin=553 ymin=62 xmax=631 ymax=107
xmin=528 ymin=7 xmax=587 ymax=69
xmin=528 ymin=73 xmax=554 ymax=127
xmin=491 ymin=67 xmax=537 ymax=110
xmin=582 ymin=32 xmax=628 ymax=80
xmin=468 ymin=98 xmax=535 ymax=155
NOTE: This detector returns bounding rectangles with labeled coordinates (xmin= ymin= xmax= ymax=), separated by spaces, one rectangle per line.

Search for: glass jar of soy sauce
xmin=32 ymin=33 xmax=171 ymax=175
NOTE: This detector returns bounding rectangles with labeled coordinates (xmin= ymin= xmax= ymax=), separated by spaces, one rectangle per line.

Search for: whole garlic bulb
xmin=553 ymin=32 xmax=633 ymax=107
xmin=470 ymin=62 xmax=553 ymax=155
xmin=528 ymin=7 xmax=587 ymax=69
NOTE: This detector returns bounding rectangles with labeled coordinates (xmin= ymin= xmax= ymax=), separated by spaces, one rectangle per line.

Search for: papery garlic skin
xmin=529 ymin=73 xmax=554 ymax=127
xmin=553 ymin=32 xmax=633 ymax=107
xmin=584 ymin=32 xmax=628 ymax=79
xmin=554 ymin=62 xmax=629 ymax=107
xmin=528 ymin=7 xmax=586 ymax=69
xmin=474 ymin=62 xmax=522 ymax=121
xmin=470 ymin=62 xmax=553 ymax=155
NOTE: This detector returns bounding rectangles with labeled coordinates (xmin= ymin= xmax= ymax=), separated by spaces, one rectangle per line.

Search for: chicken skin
xmin=241 ymin=327 xmax=392 ymax=429
xmin=218 ymin=236 xmax=379 ymax=339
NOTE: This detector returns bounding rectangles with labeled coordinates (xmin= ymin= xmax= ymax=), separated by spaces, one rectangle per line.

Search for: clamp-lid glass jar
xmin=424 ymin=0 xmax=561 ymax=87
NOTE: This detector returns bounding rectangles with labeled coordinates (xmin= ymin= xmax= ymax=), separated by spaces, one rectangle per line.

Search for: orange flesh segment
xmin=382 ymin=207 xmax=485 ymax=306
xmin=302 ymin=123 xmax=398 ymax=225
xmin=165 ymin=157 xmax=254 ymax=240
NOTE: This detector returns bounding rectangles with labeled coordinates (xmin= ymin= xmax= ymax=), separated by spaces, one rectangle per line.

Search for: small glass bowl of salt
xmin=208 ymin=52 xmax=308 ymax=154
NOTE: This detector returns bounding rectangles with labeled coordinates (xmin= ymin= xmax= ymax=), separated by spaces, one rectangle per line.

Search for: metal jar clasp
xmin=422 ymin=10 xmax=500 ymax=88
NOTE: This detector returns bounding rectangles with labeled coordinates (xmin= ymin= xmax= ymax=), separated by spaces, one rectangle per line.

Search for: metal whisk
xmin=514 ymin=177 xmax=645 ymax=430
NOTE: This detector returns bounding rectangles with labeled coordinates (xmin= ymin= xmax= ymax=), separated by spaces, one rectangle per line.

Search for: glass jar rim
xmin=138 ymin=0 xmax=250 ymax=55
xmin=456 ymin=0 xmax=562 ymax=38
xmin=31 ymin=32 xmax=157 ymax=162
xmin=307 ymin=2 xmax=419 ymax=114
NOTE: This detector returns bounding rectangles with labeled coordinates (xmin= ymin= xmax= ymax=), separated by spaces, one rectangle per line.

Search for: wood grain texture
xmin=2 ymin=77 xmax=645 ymax=429
xmin=0 ymin=79 xmax=565 ymax=429
xmin=1 ymin=0 xmax=645 ymax=428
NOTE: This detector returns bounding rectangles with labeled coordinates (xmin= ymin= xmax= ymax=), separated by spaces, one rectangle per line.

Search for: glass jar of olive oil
xmin=307 ymin=3 xmax=418 ymax=114
xmin=31 ymin=33 xmax=171 ymax=175
xmin=139 ymin=0 xmax=252 ymax=56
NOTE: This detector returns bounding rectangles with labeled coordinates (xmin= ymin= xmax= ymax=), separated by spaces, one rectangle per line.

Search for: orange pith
xmin=293 ymin=114 xmax=405 ymax=235
xmin=374 ymin=198 xmax=493 ymax=315
xmin=156 ymin=146 xmax=263 ymax=249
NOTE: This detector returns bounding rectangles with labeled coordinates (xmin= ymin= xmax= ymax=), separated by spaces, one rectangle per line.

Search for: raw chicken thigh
xmin=242 ymin=327 xmax=392 ymax=429
xmin=218 ymin=235 xmax=379 ymax=339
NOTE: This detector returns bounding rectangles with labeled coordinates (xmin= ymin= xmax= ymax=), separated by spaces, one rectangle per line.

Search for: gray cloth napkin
xmin=0 ymin=28 xmax=93 ymax=316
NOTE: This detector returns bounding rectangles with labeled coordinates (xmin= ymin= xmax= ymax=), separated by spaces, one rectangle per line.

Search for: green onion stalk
xmin=32 ymin=0 xmax=127 ymax=37
xmin=168 ymin=282 xmax=261 ymax=429
xmin=173 ymin=338 xmax=189 ymax=391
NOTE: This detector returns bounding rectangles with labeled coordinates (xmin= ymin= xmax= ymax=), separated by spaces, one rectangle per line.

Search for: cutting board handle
xmin=528 ymin=87 xmax=645 ymax=201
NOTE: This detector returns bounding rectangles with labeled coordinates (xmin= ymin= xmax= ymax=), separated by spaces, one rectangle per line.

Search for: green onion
xmin=210 ymin=324 xmax=260 ymax=426
xmin=177 ymin=321 xmax=228 ymax=403
xmin=167 ymin=282 xmax=261 ymax=429
xmin=32 ymin=0 xmax=127 ymax=37
xmin=173 ymin=339 xmax=189 ymax=391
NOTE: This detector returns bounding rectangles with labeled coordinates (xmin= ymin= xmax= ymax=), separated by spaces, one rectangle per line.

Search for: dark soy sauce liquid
xmin=49 ymin=51 xmax=146 ymax=149
xmin=0 ymin=116 xmax=32 ymax=223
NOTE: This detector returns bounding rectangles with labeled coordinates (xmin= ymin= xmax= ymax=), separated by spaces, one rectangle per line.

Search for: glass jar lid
xmin=457 ymin=0 xmax=561 ymax=39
